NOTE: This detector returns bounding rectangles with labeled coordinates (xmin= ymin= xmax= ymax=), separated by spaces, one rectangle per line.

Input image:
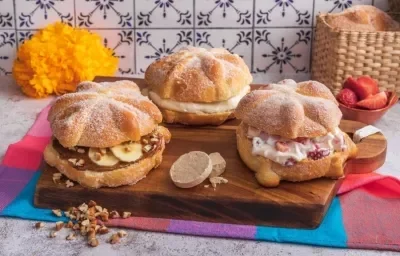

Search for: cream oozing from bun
xmin=148 ymin=85 xmax=250 ymax=114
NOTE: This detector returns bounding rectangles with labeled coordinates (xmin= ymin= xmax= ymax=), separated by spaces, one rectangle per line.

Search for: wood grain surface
xmin=33 ymin=77 xmax=387 ymax=229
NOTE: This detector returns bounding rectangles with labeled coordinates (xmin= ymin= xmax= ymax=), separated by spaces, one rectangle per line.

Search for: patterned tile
xmin=15 ymin=0 xmax=74 ymax=29
xmin=76 ymin=0 xmax=133 ymax=28
xmin=92 ymin=29 xmax=135 ymax=75
xmin=135 ymin=29 xmax=193 ymax=73
xmin=136 ymin=0 xmax=193 ymax=28
xmin=253 ymin=28 xmax=312 ymax=75
xmin=195 ymin=29 xmax=252 ymax=70
xmin=195 ymin=0 xmax=253 ymax=27
xmin=255 ymin=0 xmax=313 ymax=27
xmin=0 ymin=0 xmax=15 ymax=29
xmin=314 ymin=0 xmax=373 ymax=25
xmin=0 ymin=30 xmax=16 ymax=75
xmin=16 ymin=30 xmax=35 ymax=47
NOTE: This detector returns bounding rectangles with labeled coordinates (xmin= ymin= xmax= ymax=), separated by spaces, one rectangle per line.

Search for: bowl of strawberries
xmin=336 ymin=76 xmax=398 ymax=124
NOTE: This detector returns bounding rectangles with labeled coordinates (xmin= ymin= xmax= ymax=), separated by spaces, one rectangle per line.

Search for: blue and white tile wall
xmin=0 ymin=0 xmax=390 ymax=83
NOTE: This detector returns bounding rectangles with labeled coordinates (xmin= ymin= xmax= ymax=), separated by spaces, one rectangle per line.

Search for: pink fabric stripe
xmin=340 ymin=177 xmax=400 ymax=251
xmin=27 ymin=105 xmax=52 ymax=138
xmin=2 ymin=135 xmax=50 ymax=170
xmin=339 ymin=174 xmax=400 ymax=195
xmin=168 ymin=220 xmax=257 ymax=239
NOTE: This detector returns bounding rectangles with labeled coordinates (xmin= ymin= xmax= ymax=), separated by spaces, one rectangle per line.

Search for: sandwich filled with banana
xmin=43 ymin=80 xmax=171 ymax=188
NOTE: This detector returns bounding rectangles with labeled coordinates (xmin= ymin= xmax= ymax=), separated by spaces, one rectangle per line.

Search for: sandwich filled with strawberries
xmin=235 ymin=79 xmax=358 ymax=187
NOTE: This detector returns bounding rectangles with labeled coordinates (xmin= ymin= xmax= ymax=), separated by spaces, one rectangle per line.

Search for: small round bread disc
xmin=170 ymin=151 xmax=212 ymax=188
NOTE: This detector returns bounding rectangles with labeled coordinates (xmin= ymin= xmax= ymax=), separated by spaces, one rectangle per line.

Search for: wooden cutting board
xmin=34 ymin=77 xmax=387 ymax=229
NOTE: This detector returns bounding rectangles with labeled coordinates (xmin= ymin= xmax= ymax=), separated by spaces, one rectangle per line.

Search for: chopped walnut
xmin=88 ymin=238 xmax=99 ymax=247
xmin=68 ymin=158 xmax=78 ymax=165
xmin=88 ymin=200 xmax=97 ymax=207
xmin=99 ymin=212 xmax=109 ymax=222
xmin=81 ymin=219 xmax=90 ymax=227
xmin=78 ymin=203 xmax=88 ymax=213
xmin=49 ymin=231 xmax=57 ymax=238
xmin=75 ymin=159 xmax=85 ymax=167
xmin=72 ymin=223 xmax=80 ymax=230
xmin=66 ymin=221 xmax=74 ymax=228
xmin=98 ymin=226 xmax=109 ymax=234
xmin=150 ymin=138 xmax=159 ymax=142
xmin=34 ymin=222 xmax=44 ymax=229
xmin=52 ymin=173 xmax=62 ymax=184
xmin=143 ymin=144 xmax=152 ymax=153
xmin=94 ymin=205 xmax=103 ymax=212
xmin=52 ymin=209 xmax=62 ymax=217
xmin=109 ymin=210 xmax=120 ymax=219
xmin=117 ymin=230 xmax=127 ymax=238
xmin=142 ymin=138 xmax=148 ymax=144
xmin=66 ymin=233 xmax=76 ymax=240
xmin=77 ymin=148 xmax=85 ymax=154
xmin=108 ymin=233 xmax=120 ymax=244
xmin=55 ymin=221 xmax=64 ymax=231
xmin=65 ymin=180 xmax=74 ymax=188
xmin=122 ymin=212 xmax=131 ymax=219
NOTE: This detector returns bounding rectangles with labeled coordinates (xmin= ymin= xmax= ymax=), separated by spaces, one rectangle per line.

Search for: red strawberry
xmin=356 ymin=91 xmax=388 ymax=110
xmin=357 ymin=76 xmax=379 ymax=97
xmin=307 ymin=149 xmax=330 ymax=160
xmin=343 ymin=76 xmax=379 ymax=100
xmin=275 ymin=141 xmax=289 ymax=152
xmin=336 ymin=88 xmax=358 ymax=107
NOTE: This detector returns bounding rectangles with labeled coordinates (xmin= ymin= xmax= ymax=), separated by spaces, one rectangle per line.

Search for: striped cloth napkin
xmin=0 ymin=104 xmax=399 ymax=251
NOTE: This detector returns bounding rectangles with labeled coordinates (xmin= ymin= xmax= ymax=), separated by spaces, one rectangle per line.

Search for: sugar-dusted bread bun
xmin=236 ymin=123 xmax=358 ymax=187
xmin=48 ymin=80 xmax=163 ymax=148
xmin=144 ymin=46 xmax=253 ymax=103
xmin=324 ymin=5 xmax=400 ymax=32
xmin=235 ymin=79 xmax=342 ymax=139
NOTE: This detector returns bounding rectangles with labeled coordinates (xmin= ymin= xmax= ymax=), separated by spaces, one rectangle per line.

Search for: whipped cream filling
xmin=148 ymin=85 xmax=250 ymax=114
xmin=247 ymin=126 xmax=347 ymax=166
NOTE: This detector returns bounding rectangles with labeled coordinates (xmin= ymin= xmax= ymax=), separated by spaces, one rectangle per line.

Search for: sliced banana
xmin=110 ymin=142 xmax=143 ymax=162
xmin=88 ymin=148 xmax=119 ymax=167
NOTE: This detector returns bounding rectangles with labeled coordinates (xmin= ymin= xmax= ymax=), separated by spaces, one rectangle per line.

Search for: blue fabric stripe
xmin=255 ymin=197 xmax=347 ymax=248
xmin=1 ymin=171 xmax=66 ymax=222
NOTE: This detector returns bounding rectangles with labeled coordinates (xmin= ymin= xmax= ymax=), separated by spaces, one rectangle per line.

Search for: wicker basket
xmin=311 ymin=14 xmax=400 ymax=97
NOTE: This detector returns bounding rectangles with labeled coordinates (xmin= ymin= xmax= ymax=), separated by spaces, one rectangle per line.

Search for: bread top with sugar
xmin=324 ymin=5 xmax=400 ymax=32
xmin=235 ymin=79 xmax=342 ymax=139
xmin=48 ymin=80 xmax=163 ymax=148
xmin=144 ymin=46 xmax=253 ymax=103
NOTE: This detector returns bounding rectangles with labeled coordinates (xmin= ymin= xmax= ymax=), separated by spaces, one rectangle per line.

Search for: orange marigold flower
xmin=13 ymin=22 xmax=118 ymax=98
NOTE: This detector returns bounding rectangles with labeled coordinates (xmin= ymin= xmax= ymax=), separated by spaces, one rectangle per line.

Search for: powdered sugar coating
xmin=145 ymin=46 xmax=253 ymax=103
xmin=235 ymin=79 xmax=342 ymax=139
xmin=48 ymin=80 xmax=163 ymax=148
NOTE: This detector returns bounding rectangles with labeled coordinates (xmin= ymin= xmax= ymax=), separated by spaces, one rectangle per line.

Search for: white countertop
xmin=0 ymin=75 xmax=399 ymax=256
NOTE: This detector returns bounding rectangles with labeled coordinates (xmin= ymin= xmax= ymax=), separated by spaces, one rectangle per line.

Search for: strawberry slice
xmin=275 ymin=141 xmax=289 ymax=152
xmin=357 ymin=76 xmax=379 ymax=96
xmin=356 ymin=91 xmax=388 ymax=110
xmin=343 ymin=76 xmax=379 ymax=100
xmin=336 ymin=88 xmax=358 ymax=107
